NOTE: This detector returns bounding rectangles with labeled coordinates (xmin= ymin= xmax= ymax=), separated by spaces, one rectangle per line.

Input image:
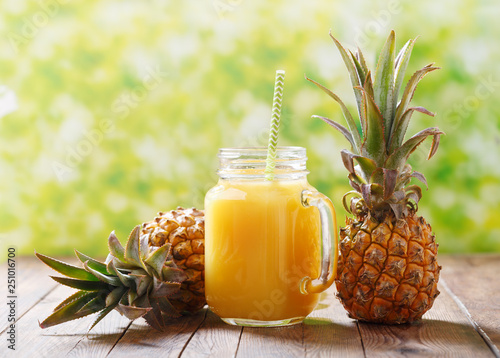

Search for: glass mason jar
xmin=204 ymin=147 xmax=338 ymax=327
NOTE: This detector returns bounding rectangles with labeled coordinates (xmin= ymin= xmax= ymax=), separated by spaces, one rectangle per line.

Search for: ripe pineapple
xmin=35 ymin=207 xmax=206 ymax=331
xmin=141 ymin=207 xmax=205 ymax=313
xmin=307 ymin=31 xmax=443 ymax=324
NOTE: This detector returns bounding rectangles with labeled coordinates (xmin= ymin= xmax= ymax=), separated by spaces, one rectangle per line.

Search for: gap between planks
xmin=439 ymin=254 xmax=500 ymax=357
xmin=355 ymin=280 xmax=495 ymax=357
xmin=440 ymin=278 xmax=500 ymax=358
xmin=1 ymin=257 xmax=61 ymax=334
xmin=233 ymin=290 xmax=364 ymax=358
xmin=177 ymin=309 xmax=209 ymax=358
xmin=234 ymin=325 xmax=244 ymax=357
xmin=106 ymin=308 xmax=208 ymax=357
xmin=178 ymin=309 xmax=243 ymax=357
xmin=355 ymin=321 xmax=367 ymax=358
xmin=0 ymin=283 xmax=58 ymax=335
xmin=104 ymin=321 xmax=134 ymax=357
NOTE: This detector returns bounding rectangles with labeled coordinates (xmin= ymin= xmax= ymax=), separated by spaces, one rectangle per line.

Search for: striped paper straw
xmin=265 ymin=70 xmax=286 ymax=181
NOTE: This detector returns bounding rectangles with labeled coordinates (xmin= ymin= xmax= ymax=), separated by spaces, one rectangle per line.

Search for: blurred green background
xmin=0 ymin=0 xmax=499 ymax=257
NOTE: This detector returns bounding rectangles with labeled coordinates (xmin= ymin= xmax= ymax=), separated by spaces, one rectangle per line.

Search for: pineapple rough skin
xmin=335 ymin=212 xmax=440 ymax=324
xmin=142 ymin=207 xmax=206 ymax=313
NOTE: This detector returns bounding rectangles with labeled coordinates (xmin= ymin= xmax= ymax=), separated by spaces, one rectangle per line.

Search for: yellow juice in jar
xmin=205 ymin=178 xmax=321 ymax=322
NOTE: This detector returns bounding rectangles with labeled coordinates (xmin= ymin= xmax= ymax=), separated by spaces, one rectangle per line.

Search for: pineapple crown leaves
xmin=35 ymin=225 xmax=188 ymax=332
xmin=307 ymin=30 xmax=444 ymax=219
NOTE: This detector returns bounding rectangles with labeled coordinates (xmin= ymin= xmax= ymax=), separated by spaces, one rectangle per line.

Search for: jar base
xmin=221 ymin=317 xmax=305 ymax=327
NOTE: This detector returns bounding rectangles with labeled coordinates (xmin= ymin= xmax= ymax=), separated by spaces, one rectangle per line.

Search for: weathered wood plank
xmin=358 ymin=281 xmax=495 ymax=357
xmin=180 ymin=309 xmax=242 ymax=357
xmin=1 ymin=256 xmax=59 ymax=334
xmin=303 ymin=290 xmax=364 ymax=358
xmin=1 ymin=284 xmax=130 ymax=358
xmin=236 ymin=323 xmax=304 ymax=357
xmin=107 ymin=309 xmax=207 ymax=357
xmin=65 ymin=311 xmax=132 ymax=357
xmin=188 ymin=289 xmax=364 ymax=358
xmin=439 ymin=254 xmax=500 ymax=356
xmin=236 ymin=289 xmax=363 ymax=358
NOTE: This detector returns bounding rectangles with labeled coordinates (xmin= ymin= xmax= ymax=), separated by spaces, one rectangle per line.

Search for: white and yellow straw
xmin=264 ymin=70 xmax=286 ymax=181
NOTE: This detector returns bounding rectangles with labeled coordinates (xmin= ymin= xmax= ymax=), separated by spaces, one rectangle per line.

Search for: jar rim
xmin=218 ymin=146 xmax=306 ymax=159
xmin=217 ymin=146 xmax=308 ymax=179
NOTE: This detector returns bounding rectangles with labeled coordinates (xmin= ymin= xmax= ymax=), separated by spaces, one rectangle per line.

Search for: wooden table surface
xmin=1 ymin=255 xmax=499 ymax=357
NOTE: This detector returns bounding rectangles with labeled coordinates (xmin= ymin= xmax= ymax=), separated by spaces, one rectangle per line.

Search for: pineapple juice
xmin=205 ymin=178 xmax=322 ymax=323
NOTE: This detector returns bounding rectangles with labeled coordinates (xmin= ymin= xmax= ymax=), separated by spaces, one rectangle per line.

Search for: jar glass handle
xmin=299 ymin=190 xmax=339 ymax=295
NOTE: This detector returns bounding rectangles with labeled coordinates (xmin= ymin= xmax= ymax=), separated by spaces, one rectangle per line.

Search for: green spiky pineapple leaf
xmin=83 ymin=261 xmax=122 ymax=286
xmin=108 ymin=231 xmax=126 ymax=262
xmin=88 ymin=302 xmax=118 ymax=332
xmin=133 ymin=274 xmax=151 ymax=296
xmin=355 ymin=47 xmax=369 ymax=78
xmin=394 ymin=64 xmax=439 ymax=127
xmin=392 ymin=39 xmax=416 ymax=120
xmin=53 ymin=291 xmax=90 ymax=312
xmin=125 ymin=226 xmax=145 ymax=268
xmin=355 ymin=85 xmax=386 ymax=164
xmin=144 ymin=243 xmax=172 ymax=280
xmin=329 ymin=31 xmax=365 ymax=124
xmin=306 ymin=75 xmax=361 ymax=152
xmin=105 ymin=286 xmax=128 ymax=307
xmin=385 ymin=127 xmax=444 ymax=170
xmin=389 ymin=106 xmax=435 ymax=152
xmin=349 ymin=49 xmax=366 ymax=85
xmin=373 ymin=30 xmax=396 ymax=141
xmin=308 ymin=30 xmax=443 ymax=219
xmin=75 ymin=250 xmax=109 ymax=275
xmin=77 ymin=295 xmax=107 ymax=317
xmin=106 ymin=259 xmax=134 ymax=288
xmin=340 ymin=149 xmax=377 ymax=184
xmin=151 ymin=277 xmax=181 ymax=298
xmin=116 ymin=302 xmax=151 ymax=321
xmin=411 ymin=171 xmax=428 ymax=189
xmin=36 ymin=225 xmax=190 ymax=332
xmin=39 ymin=291 xmax=101 ymax=328
xmin=312 ymin=115 xmax=357 ymax=153
xmin=35 ymin=252 xmax=99 ymax=282
xmin=50 ymin=276 xmax=109 ymax=291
